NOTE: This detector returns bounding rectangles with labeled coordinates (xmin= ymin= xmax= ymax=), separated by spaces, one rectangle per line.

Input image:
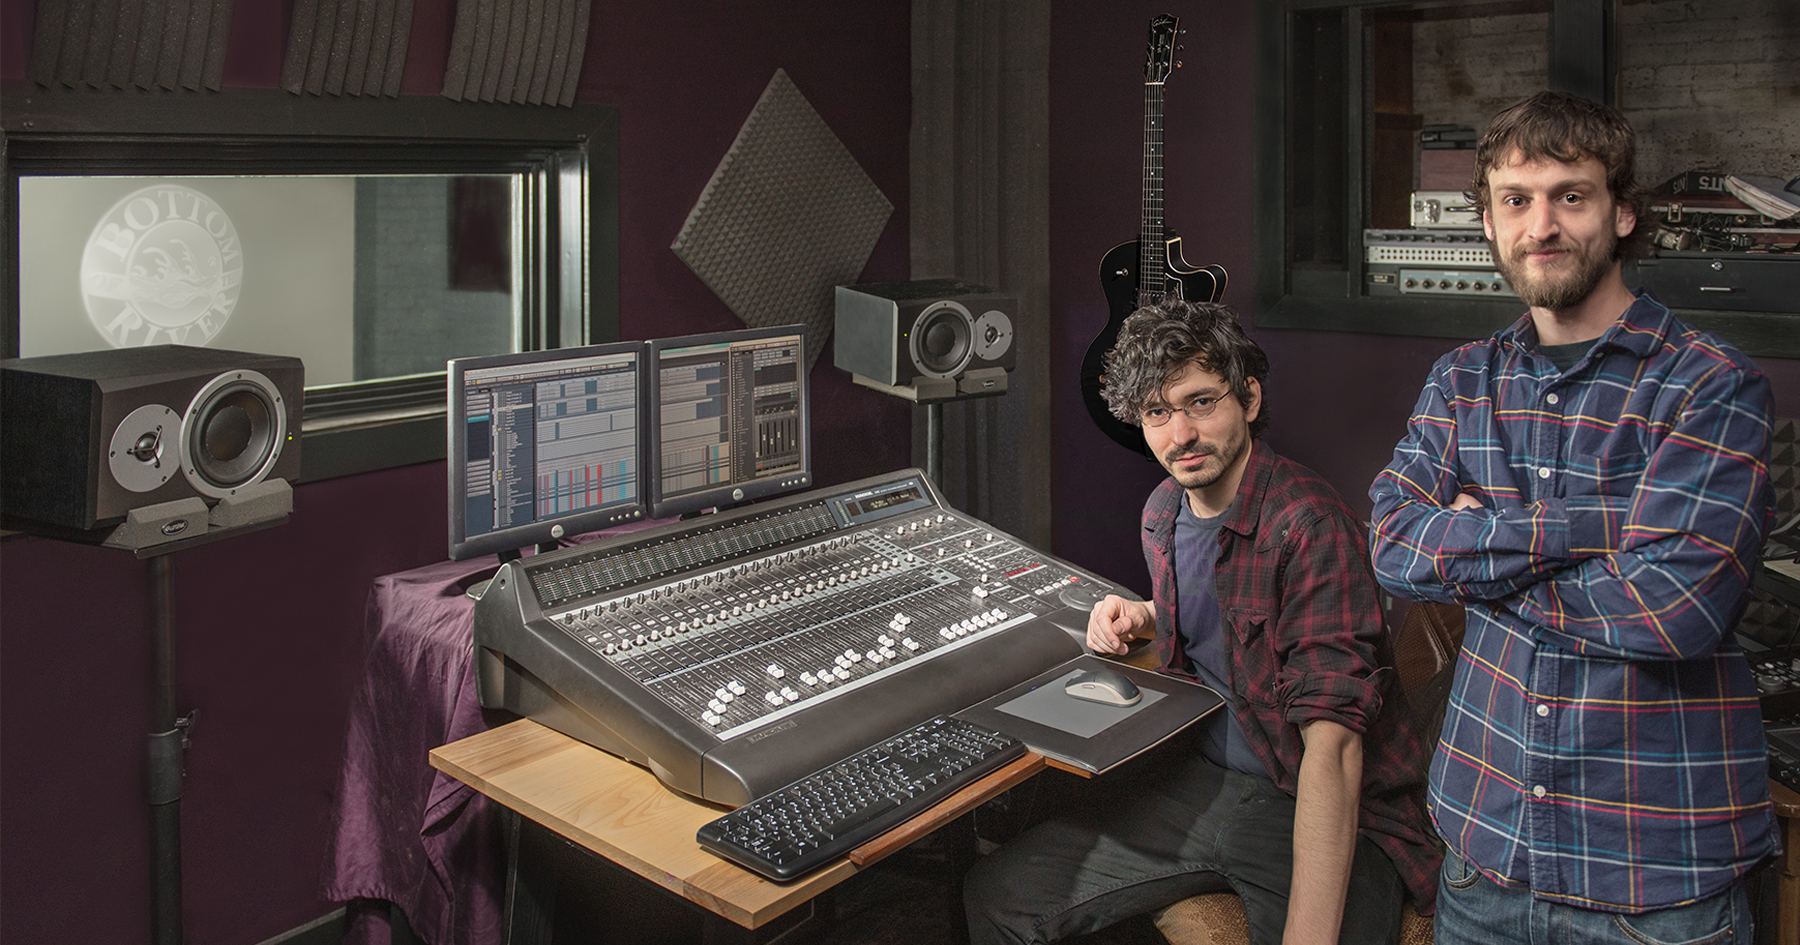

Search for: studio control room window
xmin=18 ymin=174 xmax=520 ymax=386
xmin=1255 ymin=0 xmax=1797 ymax=358
xmin=3 ymin=91 xmax=619 ymax=480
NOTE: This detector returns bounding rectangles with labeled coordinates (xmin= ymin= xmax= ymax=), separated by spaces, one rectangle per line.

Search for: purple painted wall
xmin=0 ymin=3 xmax=911 ymax=944
xmin=1046 ymin=0 xmax=1800 ymax=596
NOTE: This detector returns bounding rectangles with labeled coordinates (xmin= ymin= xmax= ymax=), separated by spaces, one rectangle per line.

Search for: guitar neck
xmin=1138 ymin=80 xmax=1168 ymax=301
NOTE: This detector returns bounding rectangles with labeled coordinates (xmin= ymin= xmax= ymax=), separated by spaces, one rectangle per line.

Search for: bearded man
xmin=1369 ymin=91 xmax=1778 ymax=944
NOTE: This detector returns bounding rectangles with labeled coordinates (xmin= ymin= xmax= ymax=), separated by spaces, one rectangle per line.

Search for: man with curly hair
xmin=964 ymin=298 xmax=1439 ymax=945
xmin=1369 ymin=91 xmax=1776 ymax=943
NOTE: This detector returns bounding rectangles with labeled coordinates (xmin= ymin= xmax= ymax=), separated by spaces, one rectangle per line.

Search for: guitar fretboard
xmin=1138 ymin=80 xmax=1169 ymax=305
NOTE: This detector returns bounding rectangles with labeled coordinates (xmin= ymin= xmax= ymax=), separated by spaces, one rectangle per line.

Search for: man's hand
xmin=1449 ymin=492 xmax=1484 ymax=511
xmin=1086 ymin=595 xmax=1154 ymax=655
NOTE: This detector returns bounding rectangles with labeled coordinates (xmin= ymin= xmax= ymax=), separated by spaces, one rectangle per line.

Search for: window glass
xmin=16 ymin=174 xmax=520 ymax=388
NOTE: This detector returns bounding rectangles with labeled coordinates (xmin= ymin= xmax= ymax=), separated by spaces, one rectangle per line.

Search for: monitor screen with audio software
xmin=648 ymin=325 xmax=811 ymax=519
xmin=448 ymin=341 xmax=648 ymax=561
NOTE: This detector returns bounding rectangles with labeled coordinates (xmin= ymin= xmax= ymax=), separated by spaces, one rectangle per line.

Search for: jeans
xmin=1434 ymin=850 xmax=1753 ymax=945
xmin=962 ymin=745 xmax=1404 ymax=945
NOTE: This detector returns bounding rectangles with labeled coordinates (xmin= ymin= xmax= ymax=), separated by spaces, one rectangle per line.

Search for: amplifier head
xmin=835 ymin=280 xmax=1016 ymax=401
xmin=1 ymin=345 xmax=303 ymax=534
xmin=1410 ymin=191 xmax=1484 ymax=229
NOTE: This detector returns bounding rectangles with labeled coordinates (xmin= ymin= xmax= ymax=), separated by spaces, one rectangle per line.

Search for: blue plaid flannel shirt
xmin=1369 ymin=291 xmax=1778 ymax=913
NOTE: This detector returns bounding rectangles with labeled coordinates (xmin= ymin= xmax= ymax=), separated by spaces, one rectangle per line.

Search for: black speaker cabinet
xmin=835 ymin=280 xmax=1016 ymax=401
xmin=2 ymin=345 xmax=303 ymax=533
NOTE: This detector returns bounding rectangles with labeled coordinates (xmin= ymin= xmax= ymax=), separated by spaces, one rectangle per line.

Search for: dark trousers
xmin=962 ymin=747 xmax=1404 ymax=945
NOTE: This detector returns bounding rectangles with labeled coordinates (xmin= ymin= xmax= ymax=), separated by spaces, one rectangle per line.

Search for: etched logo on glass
xmin=81 ymin=184 xmax=243 ymax=347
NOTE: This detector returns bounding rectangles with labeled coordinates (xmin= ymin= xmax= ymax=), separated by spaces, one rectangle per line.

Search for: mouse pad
xmin=957 ymin=654 xmax=1223 ymax=775
xmin=995 ymin=668 xmax=1166 ymax=738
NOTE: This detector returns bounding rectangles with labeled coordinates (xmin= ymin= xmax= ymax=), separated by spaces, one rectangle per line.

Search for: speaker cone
xmin=909 ymin=300 xmax=975 ymax=378
xmin=180 ymin=369 xmax=288 ymax=498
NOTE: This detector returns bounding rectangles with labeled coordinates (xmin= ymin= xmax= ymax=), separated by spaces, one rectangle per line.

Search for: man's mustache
xmin=1512 ymin=241 xmax=1577 ymax=260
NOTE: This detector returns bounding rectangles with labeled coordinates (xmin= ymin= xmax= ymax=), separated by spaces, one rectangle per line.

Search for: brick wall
xmin=1409 ymin=1 xmax=1798 ymax=191
xmin=1618 ymin=0 xmax=1800 ymax=186
xmin=1411 ymin=9 xmax=1549 ymax=138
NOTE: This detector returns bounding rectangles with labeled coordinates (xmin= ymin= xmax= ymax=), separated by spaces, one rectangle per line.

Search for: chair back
xmin=1392 ymin=600 xmax=1466 ymax=762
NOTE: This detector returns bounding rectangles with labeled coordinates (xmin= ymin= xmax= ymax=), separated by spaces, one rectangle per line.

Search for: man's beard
xmin=1491 ymin=233 xmax=1616 ymax=312
xmin=1160 ymin=426 xmax=1247 ymax=491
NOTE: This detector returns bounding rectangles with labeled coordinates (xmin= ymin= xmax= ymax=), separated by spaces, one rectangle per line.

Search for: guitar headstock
xmin=1144 ymin=14 xmax=1180 ymax=85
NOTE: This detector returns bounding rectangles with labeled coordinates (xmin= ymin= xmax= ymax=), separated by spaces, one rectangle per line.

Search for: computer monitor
xmin=448 ymin=341 xmax=648 ymax=562
xmin=648 ymin=325 xmax=811 ymax=519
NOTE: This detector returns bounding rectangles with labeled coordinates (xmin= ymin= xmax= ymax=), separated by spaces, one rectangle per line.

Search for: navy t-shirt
xmin=1174 ymin=498 xmax=1269 ymax=777
xmin=1538 ymin=338 xmax=1596 ymax=373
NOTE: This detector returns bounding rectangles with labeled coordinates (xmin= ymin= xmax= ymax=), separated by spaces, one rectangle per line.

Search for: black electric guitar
xmin=1080 ymin=14 xmax=1228 ymax=457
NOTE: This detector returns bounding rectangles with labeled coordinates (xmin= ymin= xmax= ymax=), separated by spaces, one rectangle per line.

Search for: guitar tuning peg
xmin=1175 ymin=61 xmax=1183 ymax=68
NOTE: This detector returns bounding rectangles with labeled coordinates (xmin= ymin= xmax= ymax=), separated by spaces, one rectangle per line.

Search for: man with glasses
xmin=964 ymin=299 xmax=1439 ymax=945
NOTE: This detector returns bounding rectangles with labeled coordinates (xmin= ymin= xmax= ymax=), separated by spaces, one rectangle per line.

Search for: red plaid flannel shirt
xmin=1143 ymin=440 xmax=1441 ymax=911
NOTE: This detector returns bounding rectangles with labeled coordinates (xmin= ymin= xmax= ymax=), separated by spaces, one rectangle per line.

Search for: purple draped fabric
xmin=322 ymin=520 xmax=669 ymax=945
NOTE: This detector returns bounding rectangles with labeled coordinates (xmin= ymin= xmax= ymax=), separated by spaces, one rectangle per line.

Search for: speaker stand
xmin=134 ymin=522 xmax=276 ymax=945
xmin=926 ymin=403 xmax=945 ymax=488
xmin=145 ymin=551 xmax=192 ymax=945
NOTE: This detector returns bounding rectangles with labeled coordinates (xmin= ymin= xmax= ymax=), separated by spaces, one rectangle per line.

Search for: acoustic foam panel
xmin=282 ymin=0 xmax=415 ymax=98
xmin=671 ymin=69 xmax=894 ymax=372
xmin=31 ymin=0 xmax=232 ymax=90
xmin=441 ymin=0 xmax=586 ymax=105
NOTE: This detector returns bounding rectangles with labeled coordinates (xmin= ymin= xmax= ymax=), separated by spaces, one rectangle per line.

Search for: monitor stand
xmin=467 ymin=542 xmax=557 ymax=601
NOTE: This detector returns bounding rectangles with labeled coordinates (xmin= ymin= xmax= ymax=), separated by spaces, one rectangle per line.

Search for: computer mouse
xmin=1064 ymin=667 xmax=1141 ymax=706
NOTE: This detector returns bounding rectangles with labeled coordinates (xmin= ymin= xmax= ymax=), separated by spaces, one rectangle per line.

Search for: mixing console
xmin=473 ymin=469 xmax=1128 ymax=805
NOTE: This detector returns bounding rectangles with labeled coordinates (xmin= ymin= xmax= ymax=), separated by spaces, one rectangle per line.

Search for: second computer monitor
xmin=648 ymin=325 xmax=811 ymax=519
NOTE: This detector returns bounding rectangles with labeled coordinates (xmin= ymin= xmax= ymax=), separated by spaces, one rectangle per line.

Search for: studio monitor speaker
xmin=2 ymin=345 xmax=303 ymax=537
xmin=835 ymin=280 xmax=1016 ymax=401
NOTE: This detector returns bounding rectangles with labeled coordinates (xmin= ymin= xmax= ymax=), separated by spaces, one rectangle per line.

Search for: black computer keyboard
xmin=695 ymin=714 xmax=1026 ymax=881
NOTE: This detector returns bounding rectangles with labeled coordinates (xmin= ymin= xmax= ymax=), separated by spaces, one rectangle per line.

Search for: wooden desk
xmin=429 ymin=719 xmax=1046 ymax=936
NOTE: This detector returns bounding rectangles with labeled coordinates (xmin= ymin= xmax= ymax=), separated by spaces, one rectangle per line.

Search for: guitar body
xmin=1097 ymin=235 xmax=1227 ymax=320
xmin=1081 ymin=235 xmax=1229 ymax=457
xmin=1078 ymin=14 xmax=1230 ymax=457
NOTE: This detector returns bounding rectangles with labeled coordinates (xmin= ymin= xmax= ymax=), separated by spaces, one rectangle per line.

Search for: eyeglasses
xmin=1139 ymin=394 xmax=1226 ymax=427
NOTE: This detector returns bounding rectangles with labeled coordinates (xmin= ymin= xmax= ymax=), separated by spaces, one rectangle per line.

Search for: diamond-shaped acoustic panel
xmin=672 ymin=69 xmax=894 ymax=372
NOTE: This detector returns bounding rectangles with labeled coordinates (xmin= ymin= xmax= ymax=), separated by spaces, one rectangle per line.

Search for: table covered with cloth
xmin=321 ymin=520 xmax=667 ymax=945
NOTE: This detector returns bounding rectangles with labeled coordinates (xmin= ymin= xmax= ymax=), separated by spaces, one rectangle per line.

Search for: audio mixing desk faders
xmin=472 ymin=469 xmax=1132 ymax=806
